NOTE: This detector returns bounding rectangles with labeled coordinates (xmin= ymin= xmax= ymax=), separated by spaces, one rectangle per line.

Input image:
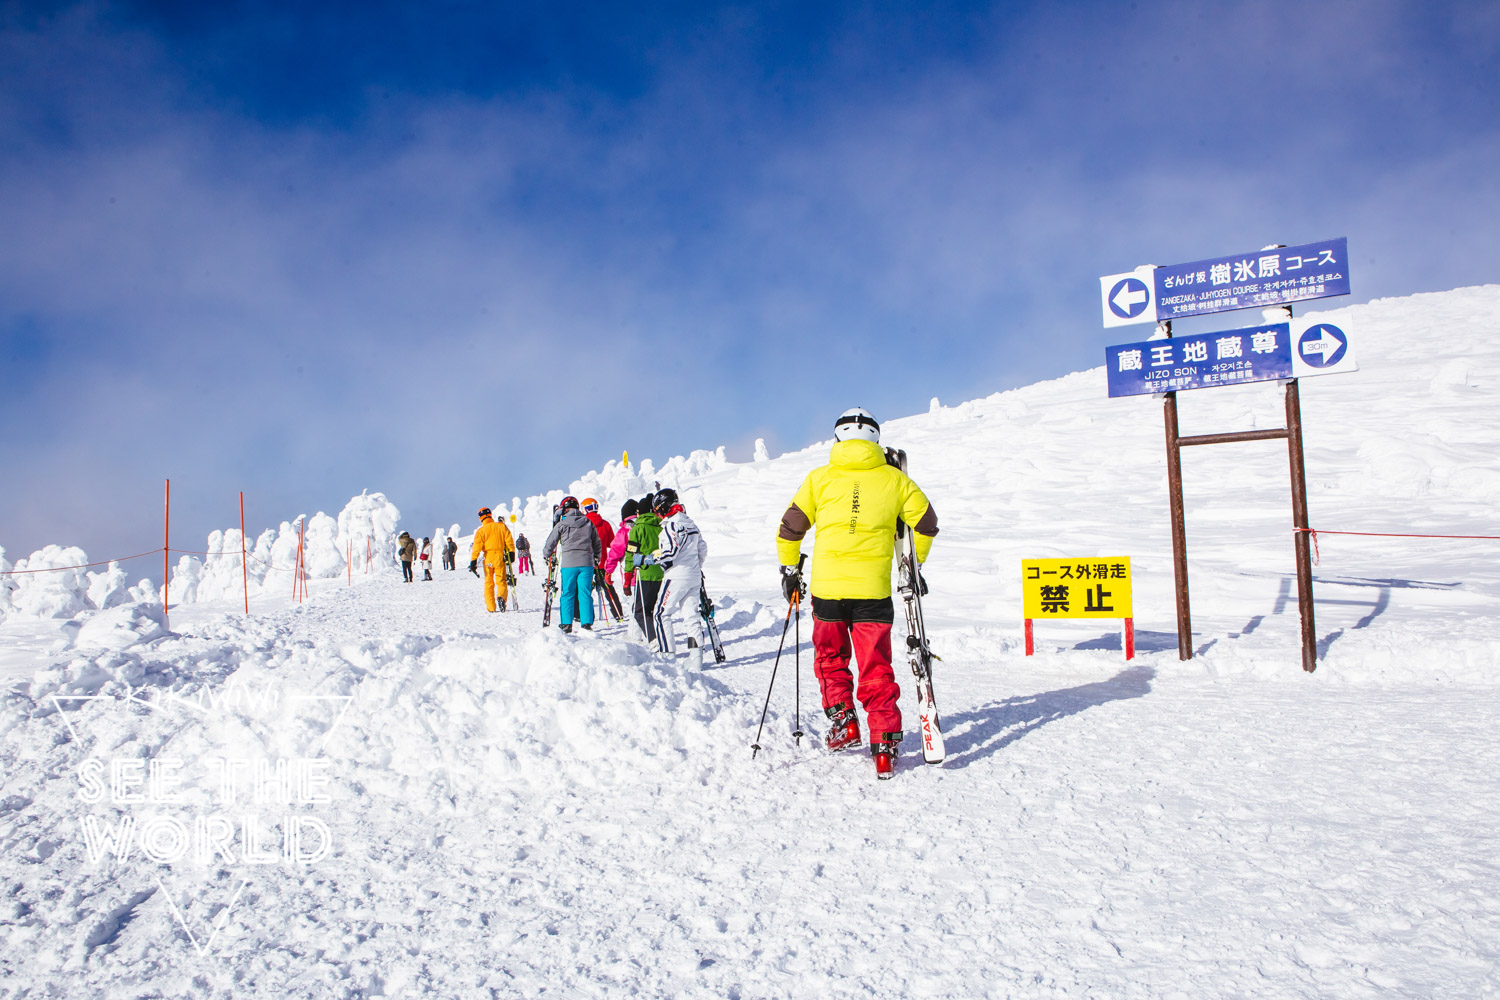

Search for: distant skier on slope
xmin=515 ymin=533 xmax=532 ymax=575
xmin=468 ymin=507 xmax=516 ymax=612
xmin=444 ymin=535 xmax=458 ymax=571
xmin=623 ymin=493 xmax=664 ymax=643
xmin=776 ymin=407 xmax=938 ymax=779
xmin=419 ymin=537 xmax=434 ymax=580
xmin=542 ymin=496 xmax=600 ymax=633
xmin=650 ymin=488 xmax=710 ymax=669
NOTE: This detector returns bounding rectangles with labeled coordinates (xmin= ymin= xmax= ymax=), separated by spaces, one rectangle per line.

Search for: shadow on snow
xmin=939 ymin=665 xmax=1156 ymax=769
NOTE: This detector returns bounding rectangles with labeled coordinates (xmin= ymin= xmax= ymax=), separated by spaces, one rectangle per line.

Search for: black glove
xmin=780 ymin=565 xmax=802 ymax=603
xmin=468 ymin=560 xmax=479 ymax=576
xmin=899 ymin=560 xmax=929 ymax=596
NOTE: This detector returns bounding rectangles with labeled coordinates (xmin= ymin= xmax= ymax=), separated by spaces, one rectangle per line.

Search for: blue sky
xmin=1 ymin=0 xmax=1497 ymax=561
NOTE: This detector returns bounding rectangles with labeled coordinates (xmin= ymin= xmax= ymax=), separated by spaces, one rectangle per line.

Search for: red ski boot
xmin=872 ymin=733 xmax=902 ymax=780
xmin=824 ymin=703 xmax=861 ymax=753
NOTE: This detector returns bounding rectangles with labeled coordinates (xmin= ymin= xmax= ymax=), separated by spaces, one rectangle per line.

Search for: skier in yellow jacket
xmin=469 ymin=507 xmax=517 ymax=612
xmin=777 ymin=407 xmax=938 ymax=778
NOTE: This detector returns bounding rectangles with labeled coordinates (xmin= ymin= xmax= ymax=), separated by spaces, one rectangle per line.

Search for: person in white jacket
xmin=649 ymin=489 xmax=709 ymax=667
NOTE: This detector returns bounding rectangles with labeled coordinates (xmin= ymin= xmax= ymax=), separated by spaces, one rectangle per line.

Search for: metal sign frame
xmin=1158 ymin=309 xmax=1318 ymax=672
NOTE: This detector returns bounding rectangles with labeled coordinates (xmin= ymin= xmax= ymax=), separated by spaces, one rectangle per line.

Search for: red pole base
xmin=1024 ymin=618 xmax=1034 ymax=656
xmin=1124 ymin=617 xmax=1135 ymax=660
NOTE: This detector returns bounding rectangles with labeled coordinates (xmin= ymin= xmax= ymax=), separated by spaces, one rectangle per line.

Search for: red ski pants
xmin=812 ymin=602 xmax=901 ymax=738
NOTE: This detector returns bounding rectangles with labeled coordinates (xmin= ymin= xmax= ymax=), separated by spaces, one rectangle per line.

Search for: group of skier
xmin=523 ymin=490 xmax=710 ymax=667
xmin=451 ymin=406 xmax=938 ymax=778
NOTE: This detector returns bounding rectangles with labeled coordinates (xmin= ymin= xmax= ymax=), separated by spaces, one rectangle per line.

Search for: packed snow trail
xmin=4 ymin=571 xmax=1499 ymax=996
xmin=3 ymin=286 xmax=1500 ymax=996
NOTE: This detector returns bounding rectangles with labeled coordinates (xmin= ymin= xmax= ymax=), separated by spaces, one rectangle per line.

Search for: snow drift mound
xmin=331 ymin=630 xmax=754 ymax=810
xmin=16 ymin=617 xmax=760 ymax=825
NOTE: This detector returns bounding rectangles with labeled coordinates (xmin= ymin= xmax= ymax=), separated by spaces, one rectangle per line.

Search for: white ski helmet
xmin=833 ymin=407 xmax=881 ymax=443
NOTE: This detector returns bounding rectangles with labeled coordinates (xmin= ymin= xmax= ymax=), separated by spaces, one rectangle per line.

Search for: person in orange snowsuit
xmin=469 ymin=507 xmax=517 ymax=612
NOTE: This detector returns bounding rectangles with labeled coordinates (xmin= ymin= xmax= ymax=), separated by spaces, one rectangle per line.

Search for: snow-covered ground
xmin=2 ymin=286 xmax=1499 ymax=996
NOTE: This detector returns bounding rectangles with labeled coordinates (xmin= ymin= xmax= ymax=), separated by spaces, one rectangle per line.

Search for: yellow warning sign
xmin=1022 ymin=558 xmax=1133 ymax=618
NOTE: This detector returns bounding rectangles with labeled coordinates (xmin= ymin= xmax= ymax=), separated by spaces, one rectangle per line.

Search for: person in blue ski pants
xmin=542 ymin=495 xmax=601 ymax=632
xmin=558 ymin=565 xmax=595 ymax=628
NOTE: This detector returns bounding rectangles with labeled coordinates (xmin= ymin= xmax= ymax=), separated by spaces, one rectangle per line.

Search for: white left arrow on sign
xmin=1099 ymin=266 xmax=1157 ymax=328
xmin=1113 ymin=283 xmax=1148 ymax=314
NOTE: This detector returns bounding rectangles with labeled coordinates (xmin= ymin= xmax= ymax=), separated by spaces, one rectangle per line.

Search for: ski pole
xmin=792 ymin=585 xmax=803 ymax=746
xmin=751 ymin=597 xmax=797 ymax=759
xmin=752 ymin=554 xmax=805 ymax=759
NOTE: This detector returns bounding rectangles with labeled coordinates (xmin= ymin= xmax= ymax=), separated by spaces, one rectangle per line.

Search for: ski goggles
xmin=582 ymin=501 xmax=599 ymax=514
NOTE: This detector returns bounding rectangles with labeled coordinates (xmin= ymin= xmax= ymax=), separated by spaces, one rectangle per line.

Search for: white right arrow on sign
xmin=1290 ymin=317 xmax=1359 ymax=378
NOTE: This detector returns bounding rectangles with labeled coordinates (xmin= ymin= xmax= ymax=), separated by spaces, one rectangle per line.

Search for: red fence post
xmin=298 ymin=517 xmax=308 ymax=603
xmin=1024 ymin=618 xmax=1034 ymax=656
xmin=163 ymin=479 xmax=170 ymax=630
xmin=1124 ymin=618 xmax=1135 ymax=660
xmin=240 ymin=491 xmax=249 ymax=615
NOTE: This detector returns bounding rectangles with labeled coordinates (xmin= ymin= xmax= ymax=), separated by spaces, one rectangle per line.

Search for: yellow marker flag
xmin=510 ymin=514 xmax=517 ymax=522
xmin=622 ymin=449 xmax=630 ymax=469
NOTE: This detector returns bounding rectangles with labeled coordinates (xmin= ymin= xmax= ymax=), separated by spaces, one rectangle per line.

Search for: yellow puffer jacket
xmin=470 ymin=516 xmax=515 ymax=565
xmin=777 ymin=439 xmax=938 ymax=600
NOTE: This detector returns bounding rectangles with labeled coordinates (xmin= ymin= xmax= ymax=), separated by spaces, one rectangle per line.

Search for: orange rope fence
xmin=0 ymin=549 xmax=163 ymax=576
xmin=1296 ymin=526 xmax=1500 ymax=565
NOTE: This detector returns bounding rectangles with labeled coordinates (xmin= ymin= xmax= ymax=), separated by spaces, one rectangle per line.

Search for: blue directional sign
xmin=1297 ymin=324 xmax=1348 ymax=368
xmin=1107 ymin=276 xmax=1151 ymax=320
xmin=1106 ymin=323 xmax=1293 ymax=398
xmin=1152 ymin=237 xmax=1349 ymax=321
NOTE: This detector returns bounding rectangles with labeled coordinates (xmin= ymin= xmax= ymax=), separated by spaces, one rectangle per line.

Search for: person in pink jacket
xmin=603 ymin=498 xmax=639 ymax=595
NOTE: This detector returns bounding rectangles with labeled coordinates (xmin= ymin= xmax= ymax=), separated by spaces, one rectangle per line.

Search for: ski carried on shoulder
xmin=699 ymin=574 xmax=727 ymax=663
xmin=887 ymin=447 xmax=945 ymax=765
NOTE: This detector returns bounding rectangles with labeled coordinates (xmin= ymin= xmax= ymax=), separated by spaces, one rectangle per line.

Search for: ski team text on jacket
xmin=777 ymin=438 xmax=938 ymax=600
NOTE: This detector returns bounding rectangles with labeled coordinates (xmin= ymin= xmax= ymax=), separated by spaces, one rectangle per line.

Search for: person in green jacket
xmin=623 ymin=493 xmax=665 ymax=642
